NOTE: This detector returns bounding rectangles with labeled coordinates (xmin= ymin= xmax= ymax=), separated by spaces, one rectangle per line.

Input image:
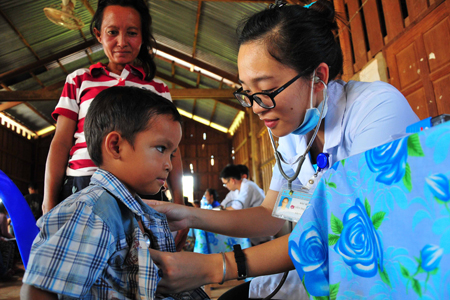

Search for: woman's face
xmin=282 ymin=198 xmax=289 ymax=207
xmin=237 ymin=41 xmax=313 ymax=137
xmin=205 ymin=191 xmax=211 ymax=202
xmin=94 ymin=5 xmax=142 ymax=74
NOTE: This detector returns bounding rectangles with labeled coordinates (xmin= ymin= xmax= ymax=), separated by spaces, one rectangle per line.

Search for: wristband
xmin=233 ymin=244 xmax=247 ymax=280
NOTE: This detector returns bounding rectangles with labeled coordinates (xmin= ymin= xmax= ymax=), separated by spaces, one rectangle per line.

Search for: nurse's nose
xmin=252 ymin=100 xmax=269 ymax=115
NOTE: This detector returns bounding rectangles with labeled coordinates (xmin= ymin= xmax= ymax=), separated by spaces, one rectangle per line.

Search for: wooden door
xmin=385 ymin=2 xmax=450 ymax=120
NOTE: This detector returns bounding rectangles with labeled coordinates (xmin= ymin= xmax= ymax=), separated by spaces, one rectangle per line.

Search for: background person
xmin=146 ymin=1 xmax=419 ymax=298
xmin=42 ymin=0 xmax=184 ymax=214
xmin=220 ymin=164 xmax=248 ymax=210
xmin=204 ymin=188 xmax=220 ymax=208
xmin=25 ymin=181 xmax=43 ymax=221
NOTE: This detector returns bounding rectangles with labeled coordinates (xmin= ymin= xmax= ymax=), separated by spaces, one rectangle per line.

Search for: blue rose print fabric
xmin=193 ymin=229 xmax=251 ymax=254
xmin=193 ymin=205 xmax=251 ymax=254
xmin=289 ymin=122 xmax=450 ymax=300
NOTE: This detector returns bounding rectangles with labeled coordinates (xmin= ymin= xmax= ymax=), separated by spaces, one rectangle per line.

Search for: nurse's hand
xmin=150 ymin=249 xmax=222 ymax=293
xmin=144 ymin=200 xmax=192 ymax=231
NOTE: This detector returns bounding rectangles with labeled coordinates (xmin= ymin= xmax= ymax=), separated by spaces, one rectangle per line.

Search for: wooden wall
xmin=335 ymin=0 xmax=450 ymax=118
xmin=0 ymin=124 xmax=51 ymax=195
xmin=231 ymin=109 xmax=276 ymax=194
xmin=178 ymin=116 xmax=232 ymax=201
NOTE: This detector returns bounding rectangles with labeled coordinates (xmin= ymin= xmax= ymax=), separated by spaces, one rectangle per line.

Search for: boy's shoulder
xmin=40 ymin=184 xmax=116 ymax=227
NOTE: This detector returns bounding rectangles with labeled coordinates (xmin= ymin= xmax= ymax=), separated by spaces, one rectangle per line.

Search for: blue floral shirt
xmin=289 ymin=122 xmax=450 ymax=299
xmin=23 ymin=169 xmax=207 ymax=300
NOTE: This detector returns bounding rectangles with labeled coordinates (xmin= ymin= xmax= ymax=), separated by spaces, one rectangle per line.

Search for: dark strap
xmin=233 ymin=244 xmax=247 ymax=280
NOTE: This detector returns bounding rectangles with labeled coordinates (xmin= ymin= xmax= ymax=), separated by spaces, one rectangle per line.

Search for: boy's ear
xmin=103 ymin=131 xmax=122 ymax=160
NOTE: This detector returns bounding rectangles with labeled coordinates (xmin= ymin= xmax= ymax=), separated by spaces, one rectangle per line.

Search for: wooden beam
xmin=192 ymin=0 xmax=203 ymax=58
xmin=156 ymin=72 xmax=244 ymax=111
xmin=0 ymin=88 xmax=234 ymax=101
xmin=81 ymin=0 xmax=96 ymax=16
xmin=171 ymin=89 xmax=233 ymax=99
xmin=0 ymin=39 xmax=97 ymax=83
xmin=0 ymin=7 xmax=40 ymax=60
xmin=174 ymin=0 xmax=271 ymax=2
xmin=23 ymin=103 xmax=55 ymax=126
xmin=210 ymin=100 xmax=218 ymax=122
xmin=156 ymin=43 xmax=239 ymax=84
xmin=0 ymin=90 xmax=60 ymax=102
xmin=30 ymin=72 xmax=45 ymax=88
xmin=0 ymin=102 xmax=21 ymax=112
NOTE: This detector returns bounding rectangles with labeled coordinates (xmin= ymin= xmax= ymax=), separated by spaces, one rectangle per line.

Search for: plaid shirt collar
xmin=90 ymin=168 xmax=146 ymax=217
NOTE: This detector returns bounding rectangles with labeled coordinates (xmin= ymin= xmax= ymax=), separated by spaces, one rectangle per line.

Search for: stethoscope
xmin=267 ymin=77 xmax=329 ymax=191
xmin=261 ymin=76 xmax=329 ymax=300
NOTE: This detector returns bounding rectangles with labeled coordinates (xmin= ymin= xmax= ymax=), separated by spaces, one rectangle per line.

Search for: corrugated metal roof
xmin=0 ymin=0 xmax=264 ymax=135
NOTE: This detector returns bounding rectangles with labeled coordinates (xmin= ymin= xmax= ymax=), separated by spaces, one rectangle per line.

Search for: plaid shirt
xmin=23 ymin=169 xmax=208 ymax=300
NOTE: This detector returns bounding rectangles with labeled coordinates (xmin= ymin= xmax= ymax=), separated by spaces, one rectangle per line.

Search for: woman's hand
xmin=144 ymin=200 xmax=192 ymax=231
xmin=150 ymin=249 xmax=222 ymax=294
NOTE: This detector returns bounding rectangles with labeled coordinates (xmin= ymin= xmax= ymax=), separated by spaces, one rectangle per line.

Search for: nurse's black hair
xmin=238 ymin=0 xmax=343 ymax=80
xmin=91 ymin=0 xmax=157 ymax=81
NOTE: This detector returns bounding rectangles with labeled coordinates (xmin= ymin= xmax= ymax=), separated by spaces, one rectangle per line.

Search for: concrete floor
xmin=0 ymin=263 xmax=24 ymax=300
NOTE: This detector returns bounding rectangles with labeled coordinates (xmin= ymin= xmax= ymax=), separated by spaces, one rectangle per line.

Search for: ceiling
xmin=0 ymin=0 xmax=291 ymax=138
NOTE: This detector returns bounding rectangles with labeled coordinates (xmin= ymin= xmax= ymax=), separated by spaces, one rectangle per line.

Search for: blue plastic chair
xmin=0 ymin=170 xmax=39 ymax=269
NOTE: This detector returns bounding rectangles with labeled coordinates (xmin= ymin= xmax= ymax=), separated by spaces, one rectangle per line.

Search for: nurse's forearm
xmin=190 ymin=205 xmax=285 ymax=238
xmin=223 ymin=235 xmax=294 ymax=281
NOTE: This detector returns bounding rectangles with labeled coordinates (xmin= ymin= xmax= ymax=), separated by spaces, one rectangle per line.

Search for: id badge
xmin=272 ymin=183 xmax=314 ymax=222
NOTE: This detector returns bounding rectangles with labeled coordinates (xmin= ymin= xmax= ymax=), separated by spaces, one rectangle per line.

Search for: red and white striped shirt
xmin=52 ymin=62 xmax=171 ymax=177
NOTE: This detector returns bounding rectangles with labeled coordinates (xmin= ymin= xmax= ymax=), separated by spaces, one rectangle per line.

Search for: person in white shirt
xmin=220 ymin=164 xmax=249 ymax=210
xmin=145 ymin=1 xmax=419 ymax=298
xmin=220 ymin=165 xmax=273 ymax=245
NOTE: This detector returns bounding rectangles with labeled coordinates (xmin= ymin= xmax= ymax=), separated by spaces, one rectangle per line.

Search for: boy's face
xmin=118 ymin=114 xmax=182 ymax=196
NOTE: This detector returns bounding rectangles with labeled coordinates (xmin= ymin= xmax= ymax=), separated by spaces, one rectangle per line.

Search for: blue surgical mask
xmin=291 ymin=73 xmax=328 ymax=136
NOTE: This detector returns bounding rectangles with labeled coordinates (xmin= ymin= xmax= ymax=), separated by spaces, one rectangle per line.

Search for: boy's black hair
xmin=220 ymin=164 xmax=242 ymax=180
xmin=85 ymin=86 xmax=181 ymax=166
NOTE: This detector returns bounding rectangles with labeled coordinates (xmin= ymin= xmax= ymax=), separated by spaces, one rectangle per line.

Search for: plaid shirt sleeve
xmin=23 ymin=200 xmax=115 ymax=298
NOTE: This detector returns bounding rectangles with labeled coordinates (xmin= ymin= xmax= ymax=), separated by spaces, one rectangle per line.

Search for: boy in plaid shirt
xmin=21 ymin=86 xmax=208 ymax=300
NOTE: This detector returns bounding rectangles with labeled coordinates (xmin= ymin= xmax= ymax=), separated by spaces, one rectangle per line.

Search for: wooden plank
xmin=347 ymin=0 xmax=368 ymax=71
xmin=334 ymin=0 xmax=354 ymax=80
xmin=0 ymin=39 xmax=97 ymax=83
xmin=156 ymin=44 xmax=239 ymax=84
xmin=0 ymin=101 xmax=21 ymax=111
xmin=0 ymin=88 xmax=236 ymax=101
xmin=192 ymin=0 xmax=203 ymax=58
xmin=381 ymin=0 xmax=404 ymax=42
xmin=405 ymin=0 xmax=429 ymax=22
xmin=363 ymin=0 xmax=384 ymax=56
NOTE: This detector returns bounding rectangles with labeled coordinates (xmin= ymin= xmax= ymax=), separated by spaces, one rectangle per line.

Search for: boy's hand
xmin=149 ymin=249 xmax=222 ymax=294
xmin=144 ymin=200 xmax=191 ymax=231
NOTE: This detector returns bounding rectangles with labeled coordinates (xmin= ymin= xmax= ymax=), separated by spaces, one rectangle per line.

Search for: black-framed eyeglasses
xmin=222 ymin=179 xmax=230 ymax=187
xmin=233 ymin=73 xmax=302 ymax=109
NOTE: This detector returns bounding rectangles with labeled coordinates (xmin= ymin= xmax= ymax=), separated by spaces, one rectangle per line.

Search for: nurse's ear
xmin=313 ymin=62 xmax=330 ymax=93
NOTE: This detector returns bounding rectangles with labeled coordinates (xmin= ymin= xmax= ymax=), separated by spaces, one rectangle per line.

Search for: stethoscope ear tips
xmin=314 ymin=76 xmax=320 ymax=83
